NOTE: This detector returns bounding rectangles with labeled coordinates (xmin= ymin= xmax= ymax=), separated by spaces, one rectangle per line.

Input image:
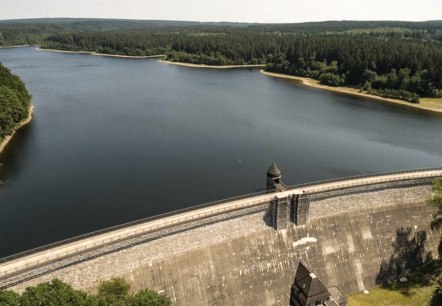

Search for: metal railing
xmin=0 ymin=196 xmax=270 ymax=279
xmin=301 ymin=172 xmax=439 ymax=194
xmin=1 ymin=167 xmax=441 ymax=280
xmin=0 ymin=189 xmax=269 ymax=265
xmin=285 ymin=167 xmax=442 ymax=190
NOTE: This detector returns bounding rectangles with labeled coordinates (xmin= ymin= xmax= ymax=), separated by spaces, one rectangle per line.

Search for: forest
xmin=1 ymin=19 xmax=441 ymax=103
xmin=0 ymin=63 xmax=31 ymax=142
xmin=0 ymin=278 xmax=171 ymax=306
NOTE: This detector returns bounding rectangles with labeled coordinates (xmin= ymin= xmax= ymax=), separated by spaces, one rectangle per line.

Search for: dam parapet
xmin=1 ymin=167 xmax=442 ymax=305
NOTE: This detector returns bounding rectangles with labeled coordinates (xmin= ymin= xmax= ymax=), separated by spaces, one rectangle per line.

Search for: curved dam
xmin=1 ymin=168 xmax=441 ymax=305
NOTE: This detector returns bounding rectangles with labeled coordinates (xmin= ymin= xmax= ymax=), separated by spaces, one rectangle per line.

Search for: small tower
xmin=291 ymin=192 xmax=310 ymax=226
xmin=266 ymin=163 xmax=282 ymax=191
xmin=290 ymin=261 xmax=347 ymax=306
xmin=269 ymin=195 xmax=290 ymax=230
xmin=290 ymin=261 xmax=332 ymax=306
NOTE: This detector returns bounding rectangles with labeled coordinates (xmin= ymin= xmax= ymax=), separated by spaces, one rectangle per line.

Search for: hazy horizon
xmin=1 ymin=0 xmax=441 ymax=23
xmin=0 ymin=17 xmax=441 ymax=24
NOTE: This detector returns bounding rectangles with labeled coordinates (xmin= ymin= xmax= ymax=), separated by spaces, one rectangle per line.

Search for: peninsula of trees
xmin=0 ymin=62 xmax=31 ymax=145
xmin=1 ymin=19 xmax=441 ymax=103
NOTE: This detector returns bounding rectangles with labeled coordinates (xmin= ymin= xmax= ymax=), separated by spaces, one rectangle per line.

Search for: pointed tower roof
xmin=292 ymin=261 xmax=331 ymax=304
xmin=267 ymin=163 xmax=281 ymax=176
xmin=294 ymin=261 xmax=310 ymax=282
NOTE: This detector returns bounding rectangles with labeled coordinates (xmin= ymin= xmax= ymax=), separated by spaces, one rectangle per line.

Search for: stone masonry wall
xmin=7 ymin=182 xmax=440 ymax=306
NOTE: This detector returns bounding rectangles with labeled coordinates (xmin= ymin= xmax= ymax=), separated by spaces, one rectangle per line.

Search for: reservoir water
xmin=1 ymin=47 xmax=442 ymax=258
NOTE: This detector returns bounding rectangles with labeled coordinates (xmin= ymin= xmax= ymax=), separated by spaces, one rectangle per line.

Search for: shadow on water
xmin=1 ymin=48 xmax=442 ymax=257
xmin=375 ymin=227 xmax=434 ymax=295
xmin=0 ymin=119 xmax=35 ymax=182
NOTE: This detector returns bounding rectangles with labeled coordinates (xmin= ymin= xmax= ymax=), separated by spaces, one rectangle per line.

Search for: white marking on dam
xmin=361 ymin=227 xmax=372 ymax=240
xmin=354 ymin=259 xmax=365 ymax=291
xmin=292 ymin=237 xmax=317 ymax=248
xmin=322 ymin=239 xmax=339 ymax=255
xmin=347 ymin=233 xmax=355 ymax=253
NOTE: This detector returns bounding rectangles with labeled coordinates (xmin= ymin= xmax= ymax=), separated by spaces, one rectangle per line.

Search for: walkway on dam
xmin=1 ymin=168 xmax=441 ymax=282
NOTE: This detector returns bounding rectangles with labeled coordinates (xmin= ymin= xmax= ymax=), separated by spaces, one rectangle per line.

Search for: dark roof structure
xmin=267 ymin=163 xmax=281 ymax=177
xmin=294 ymin=260 xmax=310 ymax=282
xmin=291 ymin=261 xmax=331 ymax=306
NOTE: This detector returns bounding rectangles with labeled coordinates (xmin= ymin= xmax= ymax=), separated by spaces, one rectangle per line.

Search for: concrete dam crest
xmin=1 ymin=167 xmax=441 ymax=305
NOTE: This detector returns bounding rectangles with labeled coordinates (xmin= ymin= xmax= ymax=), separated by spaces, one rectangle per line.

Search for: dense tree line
xmin=0 ymin=278 xmax=171 ymax=306
xmin=2 ymin=19 xmax=442 ymax=103
xmin=40 ymin=30 xmax=442 ymax=102
xmin=168 ymin=32 xmax=288 ymax=65
xmin=0 ymin=19 xmax=205 ymax=46
xmin=168 ymin=32 xmax=442 ymax=102
xmin=0 ymin=24 xmax=66 ymax=46
xmin=0 ymin=63 xmax=31 ymax=142
xmin=41 ymin=31 xmax=177 ymax=56
xmin=266 ymin=34 xmax=442 ymax=102
xmin=2 ymin=19 xmax=441 ymax=46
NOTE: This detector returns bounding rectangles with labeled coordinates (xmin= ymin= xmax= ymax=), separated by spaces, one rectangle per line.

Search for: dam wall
xmin=2 ymin=177 xmax=440 ymax=306
xmin=2 ymin=168 xmax=440 ymax=282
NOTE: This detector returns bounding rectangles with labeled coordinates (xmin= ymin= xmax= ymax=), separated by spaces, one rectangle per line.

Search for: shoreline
xmin=260 ymin=70 xmax=442 ymax=115
xmin=0 ymin=45 xmax=30 ymax=49
xmin=6 ymin=47 xmax=442 ymax=114
xmin=0 ymin=104 xmax=34 ymax=155
xmin=161 ymin=60 xmax=265 ymax=69
xmin=37 ymin=47 xmax=166 ymax=59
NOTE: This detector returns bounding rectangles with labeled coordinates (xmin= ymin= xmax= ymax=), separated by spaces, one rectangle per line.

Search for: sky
xmin=1 ymin=0 xmax=441 ymax=23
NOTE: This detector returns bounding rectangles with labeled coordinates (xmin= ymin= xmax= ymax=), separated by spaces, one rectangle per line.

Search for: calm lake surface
xmin=1 ymin=47 xmax=442 ymax=257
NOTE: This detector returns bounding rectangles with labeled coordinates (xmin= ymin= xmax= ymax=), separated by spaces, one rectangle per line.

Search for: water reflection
xmin=0 ymin=119 xmax=35 ymax=182
xmin=0 ymin=47 xmax=441 ymax=257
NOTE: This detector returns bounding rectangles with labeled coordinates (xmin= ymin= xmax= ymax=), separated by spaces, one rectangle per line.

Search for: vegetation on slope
xmin=266 ymin=35 xmax=441 ymax=103
xmin=0 ymin=19 xmax=207 ymax=46
xmin=1 ymin=19 xmax=441 ymax=46
xmin=35 ymin=21 xmax=442 ymax=103
xmin=42 ymin=31 xmax=175 ymax=56
xmin=2 ymin=19 xmax=442 ymax=103
xmin=166 ymin=32 xmax=442 ymax=102
xmin=0 ymin=63 xmax=31 ymax=143
xmin=428 ymin=177 xmax=442 ymax=306
xmin=0 ymin=277 xmax=171 ymax=306
xmin=430 ymin=178 xmax=442 ymax=231
xmin=349 ymin=178 xmax=442 ymax=305
xmin=348 ymin=249 xmax=441 ymax=305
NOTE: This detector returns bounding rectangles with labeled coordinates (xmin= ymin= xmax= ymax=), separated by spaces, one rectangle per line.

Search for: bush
xmin=97 ymin=277 xmax=130 ymax=305
xmin=0 ymin=290 xmax=21 ymax=306
xmin=0 ymin=278 xmax=172 ymax=306
xmin=20 ymin=279 xmax=90 ymax=306
xmin=319 ymin=72 xmax=342 ymax=87
xmin=367 ymin=88 xmax=420 ymax=103
xmin=129 ymin=289 xmax=172 ymax=306
xmin=430 ymin=275 xmax=442 ymax=306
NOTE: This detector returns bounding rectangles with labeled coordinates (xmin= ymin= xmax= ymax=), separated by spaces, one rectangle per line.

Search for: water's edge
xmin=0 ymin=104 xmax=33 ymax=155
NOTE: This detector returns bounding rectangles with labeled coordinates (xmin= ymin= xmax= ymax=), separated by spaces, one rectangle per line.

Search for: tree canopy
xmin=2 ymin=19 xmax=442 ymax=103
xmin=0 ymin=278 xmax=171 ymax=306
xmin=0 ymin=63 xmax=31 ymax=142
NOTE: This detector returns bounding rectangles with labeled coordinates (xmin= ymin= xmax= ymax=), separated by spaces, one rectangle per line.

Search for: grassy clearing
xmin=347 ymin=285 xmax=434 ymax=306
xmin=348 ymin=260 xmax=442 ymax=306
xmin=420 ymin=97 xmax=442 ymax=110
